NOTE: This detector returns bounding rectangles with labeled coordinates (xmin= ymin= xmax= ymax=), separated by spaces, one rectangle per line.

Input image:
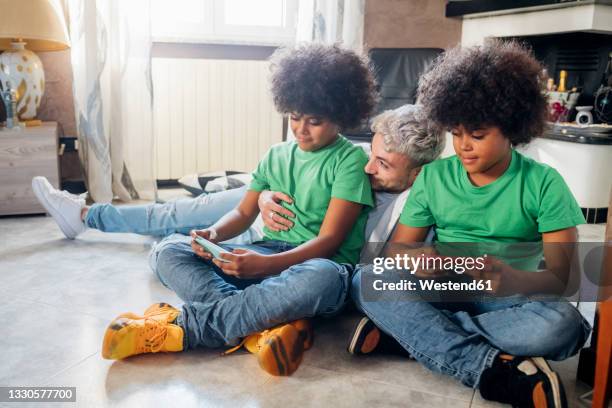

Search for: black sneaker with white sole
xmin=479 ymin=354 xmax=567 ymax=408
xmin=347 ymin=316 xmax=412 ymax=358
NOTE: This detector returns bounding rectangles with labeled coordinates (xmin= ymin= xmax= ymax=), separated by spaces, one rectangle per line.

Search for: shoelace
xmin=222 ymin=329 xmax=271 ymax=355
xmin=146 ymin=308 xmax=172 ymax=319
xmin=136 ymin=318 xmax=168 ymax=353
xmin=53 ymin=189 xmax=84 ymax=204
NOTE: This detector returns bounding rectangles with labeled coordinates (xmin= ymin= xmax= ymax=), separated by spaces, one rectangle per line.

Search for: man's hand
xmin=258 ymin=191 xmax=295 ymax=232
xmin=213 ymin=248 xmax=271 ymax=279
xmin=190 ymin=229 xmax=218 ymax=260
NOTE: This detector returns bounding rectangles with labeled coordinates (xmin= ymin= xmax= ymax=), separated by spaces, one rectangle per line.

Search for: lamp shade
xmin=0 ymin=0 xmax=70 ymax=51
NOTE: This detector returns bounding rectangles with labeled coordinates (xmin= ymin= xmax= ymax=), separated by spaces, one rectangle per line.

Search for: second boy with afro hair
xmin=351 ymin=40 xmax=589 ymax=408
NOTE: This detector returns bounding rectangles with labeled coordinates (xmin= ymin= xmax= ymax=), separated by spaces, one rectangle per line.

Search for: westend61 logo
xmin=372 ymin=253 xmax=487 ymax=275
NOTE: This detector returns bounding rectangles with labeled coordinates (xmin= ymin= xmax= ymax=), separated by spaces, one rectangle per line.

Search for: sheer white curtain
xmin=296 ymin=0 xmax=365 ymax=52
xmin=66 ymin=0 xmax=155 ymax=203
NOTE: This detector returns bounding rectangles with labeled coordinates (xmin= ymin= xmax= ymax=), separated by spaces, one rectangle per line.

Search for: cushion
xmin=178 ymin=171 xmax=252 ymax=196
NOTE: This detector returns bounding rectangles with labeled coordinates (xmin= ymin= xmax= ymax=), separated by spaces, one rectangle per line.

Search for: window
xmin=151 ymin=0 xmax=297 ymax=45
xmin=222 ymin=0 xmax=285 ymax=26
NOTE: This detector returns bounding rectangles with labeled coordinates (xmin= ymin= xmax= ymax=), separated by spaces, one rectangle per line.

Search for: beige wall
xmin=36 ymin=50 xmax=80 ymax=182
xmin=37 ymin=49 xmax=76 ymax=136
xmin=364 ymin=0 xmax=462 ymax=50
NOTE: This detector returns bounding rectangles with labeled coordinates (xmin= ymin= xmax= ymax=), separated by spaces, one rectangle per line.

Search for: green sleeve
xmin=537 ymin=168 xmax=585 ymax=233
xmin=249 ymin=149 xmax=271 ymax=192
xmin=399 ymin=167 xmax=435 ymax=227
xmin=331 ymin=148 xmax=374 ymax=207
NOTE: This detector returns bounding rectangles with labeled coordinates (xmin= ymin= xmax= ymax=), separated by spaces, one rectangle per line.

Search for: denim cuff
xmin=175 ymin=310 xmax=189 ymax=350
xmin=474 ymin=347 xmax=500 ymax=388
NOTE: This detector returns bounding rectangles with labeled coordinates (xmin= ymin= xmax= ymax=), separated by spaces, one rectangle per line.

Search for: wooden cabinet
xmin=0 ymin=122 xmax=60 ymax=215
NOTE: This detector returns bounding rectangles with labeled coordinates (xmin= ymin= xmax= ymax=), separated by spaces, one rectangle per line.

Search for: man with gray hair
xmin=259 ymin=104 xmax=444 ymax=254
xmin=365 ymin=104 xmax=444 ymax=193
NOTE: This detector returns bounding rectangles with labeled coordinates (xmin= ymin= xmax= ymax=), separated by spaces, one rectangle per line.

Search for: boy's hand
xmin=213 ymin=248 xmax=270 ymax=279
xmin=259 ymin=190 xmax=295 ymax=232
xmin=408 ymin=247 xmax=447 ymax=278
xmin=190 ymin=229 xmax=218 ymax=260
xmin=463 ymin=256 xmax=513 ymax=295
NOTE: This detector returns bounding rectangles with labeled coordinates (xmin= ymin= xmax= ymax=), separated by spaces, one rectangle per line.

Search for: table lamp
xmin=0 ymin=0 xmax=70 ymax=122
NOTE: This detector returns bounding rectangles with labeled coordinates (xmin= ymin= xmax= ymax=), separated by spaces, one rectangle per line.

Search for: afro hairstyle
xmin=417 ymin=40 xmax=548 ymax=145
xmin=269 ymin=43 xmax=378 ymax=130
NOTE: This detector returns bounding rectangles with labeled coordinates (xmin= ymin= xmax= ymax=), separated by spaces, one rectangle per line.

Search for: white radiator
xmin=152 ymin=58 xmax=284 ymax=180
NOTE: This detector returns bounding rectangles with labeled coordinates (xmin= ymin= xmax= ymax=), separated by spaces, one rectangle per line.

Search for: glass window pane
xmin=152 ymin=0 xmax=206 ymax=36
xmin=224 ymin=0 xmax=284 ymax=27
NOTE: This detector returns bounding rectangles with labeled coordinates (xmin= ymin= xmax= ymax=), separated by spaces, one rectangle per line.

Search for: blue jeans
xmin=150 ymin=235 xmax=351 ymax=349
xmin=85 ymin=186 xmax=256 ymax=244
xmin=351 ymin=264 xmax=591 ymax=388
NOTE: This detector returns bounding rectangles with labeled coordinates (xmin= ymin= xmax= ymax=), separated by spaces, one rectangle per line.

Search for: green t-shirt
xmin=399 ymin=150 xmax=585 ymax=270
xmin=249 ymin=135 xmax=374 ymax=265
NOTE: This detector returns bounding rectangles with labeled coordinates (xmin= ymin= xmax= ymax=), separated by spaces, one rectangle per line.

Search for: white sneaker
xmin=31 ymin=176 xmax=86 ymax=239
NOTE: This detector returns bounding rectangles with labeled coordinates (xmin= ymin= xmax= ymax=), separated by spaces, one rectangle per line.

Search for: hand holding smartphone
xmin=194 ymin=235 xmax=231 ymax=263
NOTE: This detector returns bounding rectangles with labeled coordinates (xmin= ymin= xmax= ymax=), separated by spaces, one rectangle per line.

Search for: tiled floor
xmin=0 ymin=215 xmax=605 ymax=407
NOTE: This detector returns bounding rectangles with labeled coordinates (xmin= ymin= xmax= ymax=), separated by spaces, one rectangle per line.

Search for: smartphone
xmin=194 ymin=236 xmax=231 ymax=263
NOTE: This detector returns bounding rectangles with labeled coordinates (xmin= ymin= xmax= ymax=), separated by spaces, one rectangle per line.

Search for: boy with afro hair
xmin=100 ymin=44 xmax=377 ymax=376
xmin=349 ymin=41 xmax=590 ymax=408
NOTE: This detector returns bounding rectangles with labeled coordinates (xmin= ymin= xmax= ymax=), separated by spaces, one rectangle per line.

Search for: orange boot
xmin=102 ymin=314 xmax=183 ymax=360
xmin=223 ymin=319 xmax=313 ymax=376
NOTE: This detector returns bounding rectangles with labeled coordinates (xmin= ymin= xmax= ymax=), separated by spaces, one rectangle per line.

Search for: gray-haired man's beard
xmin=370 ymin=178 xmax=408 ymax=193
xmin=375 ymin=185 xmax=406 ymax=193
xmin=369 ymin=175 xmax=409 ymax=193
